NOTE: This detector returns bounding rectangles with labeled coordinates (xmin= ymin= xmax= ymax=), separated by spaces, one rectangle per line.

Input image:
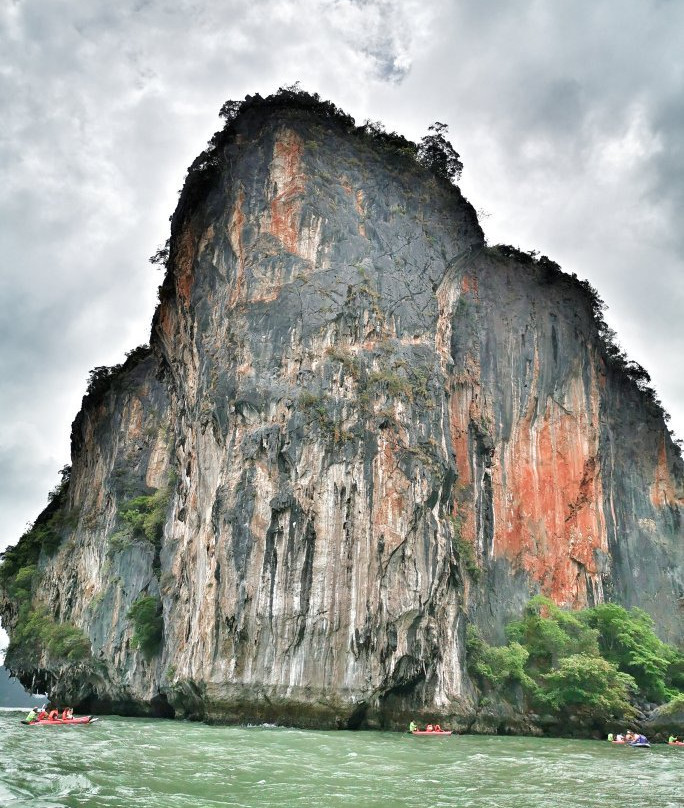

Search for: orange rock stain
xmin=269 ymin=131 xmax=305 ymax=254
xmin=175 ymin=226 xmax=199 ymax=307
xmin=449 ymin=339 xmax=608 ymax=607
xmin=651 ymin=434 xmax=680 ymax=507
xmin=372 ymin=432 xmax=409 ymax=556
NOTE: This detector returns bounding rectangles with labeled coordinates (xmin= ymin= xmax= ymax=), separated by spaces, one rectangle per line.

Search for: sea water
xmin=1 ymin=710 xmax=681 ymax=807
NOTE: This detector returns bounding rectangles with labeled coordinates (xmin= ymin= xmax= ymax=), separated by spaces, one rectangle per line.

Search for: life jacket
xmin=48 ymin=709 xmax=59 ymax=720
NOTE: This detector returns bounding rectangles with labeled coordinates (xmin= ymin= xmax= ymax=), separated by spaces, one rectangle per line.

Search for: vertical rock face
xmin=2 ymin=97 xmax=682 ymax=728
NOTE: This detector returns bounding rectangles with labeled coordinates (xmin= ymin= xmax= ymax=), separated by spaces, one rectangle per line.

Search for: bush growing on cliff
xmin=467 ymin=598 xmax=682 ymax=723
xmin=127 ymin=595 xmax=163 ymax=660
xmin=581 ymin=603 xmax=680 ymax=703
xmin=505 ymin=596 xmax=599 ymax=673
xmin=9 ymin=606 xmax=91 ymax=667
xmin=466 ymin=626 xmax=536 ymax=693
xmin=0 ymin=466 xmax=73 ymax=586
xmin=538 ymin=654 xmax=636 ymax=723
xmin=118 ymin=487 xmax=170 ymax=546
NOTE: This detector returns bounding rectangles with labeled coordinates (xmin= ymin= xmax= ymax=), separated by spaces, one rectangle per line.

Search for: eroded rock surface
xmin=2 ymin=98 xmax=682 ymax=729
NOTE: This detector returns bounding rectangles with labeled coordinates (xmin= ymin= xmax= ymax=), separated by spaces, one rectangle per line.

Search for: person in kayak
xmin=669 ymin=735 xmax=678 ymax=744
xmin=409 ymin=720 xmax=417 ymax=733
xmin=36 ymin=707 xmax=48 ymax=721
xmin=61 ymin=707 xmax=73 ymax=721
xmin=48 ymin=708 xmax=60 ymax=721
xmin=25 ymin=708 xmax=38 ymax=723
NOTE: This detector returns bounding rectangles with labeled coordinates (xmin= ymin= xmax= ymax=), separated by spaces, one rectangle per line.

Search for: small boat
xmin=411 ymin=730 xmax=452 ymax=736
xmin=668 ymin=741 xmax=684 ymax=747
xmin=629 ymin=741 xmax=651 ymax=749
xmin=21 ymin=716 xmax=98 ymax=726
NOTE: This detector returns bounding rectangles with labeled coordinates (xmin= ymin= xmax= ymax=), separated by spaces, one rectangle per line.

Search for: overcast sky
xmin=1 ymin=0 xmax=682 ymax=573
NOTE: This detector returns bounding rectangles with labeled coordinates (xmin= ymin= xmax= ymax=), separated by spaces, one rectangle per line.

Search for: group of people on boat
xmin=25 ymin=705 xmax=73 ymax=723
xmin=608 ymin=731 xmax=648 ymax=745
xmin=409 ymin=720 xmax=447 ymax=733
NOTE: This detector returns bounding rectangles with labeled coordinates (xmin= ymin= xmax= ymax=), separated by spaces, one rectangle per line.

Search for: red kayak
xmin=22 ymin=716 xmax=98 ymax=726
xmin=668 ymin=741 xmax=684 ymax=746
xmin=412 ymin=730 xmax=452 ymax=736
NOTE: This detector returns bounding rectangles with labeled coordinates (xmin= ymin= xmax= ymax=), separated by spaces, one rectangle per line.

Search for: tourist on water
xmin=61 ymin=707 xmax=73 ymax=721
xmin=426 ymin=724 xmax=434 ymax=732
xmin=36 ymin=706 xmax=48 ymax=721
xmin=25 ymin=708 xmax=37 ymax=723
xmin=409 ymin=720 xmax=417 ymax=733
xmin=48 ymin=708 xmax=59 ymax=721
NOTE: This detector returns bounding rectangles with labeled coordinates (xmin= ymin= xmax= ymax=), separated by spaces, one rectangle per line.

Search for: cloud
xmin=0 ymin=0 xmax=682 ymax=562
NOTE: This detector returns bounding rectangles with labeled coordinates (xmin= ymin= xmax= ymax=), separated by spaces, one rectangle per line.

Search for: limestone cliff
xmin=1 ymin=92 xmax=682 ymax=730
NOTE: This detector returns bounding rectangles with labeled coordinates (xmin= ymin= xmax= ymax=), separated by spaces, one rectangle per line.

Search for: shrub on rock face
xmin=505 ymin=596 xmax=599 ymax=673
xmin=127 ymin=595 xmax=163 ymax=661
xmin=466 ymin=625 xmax=536 ymax=694
xmin=538 ymin=654 xmax=637 ymax=724
xmin=10 ymin=607 xmax=91 ymax=667
xmin=119 ymin=489 xmax=169 ymax=545
xmin=581 ymin=603 xmax=680 ymax=703
xmin=466 ymin=597 xmax=682 ymax=728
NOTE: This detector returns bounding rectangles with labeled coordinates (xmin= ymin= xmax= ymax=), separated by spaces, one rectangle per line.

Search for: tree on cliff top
xmin=417 ymin=122 xmax=463 ymax=184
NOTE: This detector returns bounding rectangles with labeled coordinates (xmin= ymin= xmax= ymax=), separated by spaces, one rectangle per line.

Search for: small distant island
xmin=0 ymin=664 xmax=43 ymax=708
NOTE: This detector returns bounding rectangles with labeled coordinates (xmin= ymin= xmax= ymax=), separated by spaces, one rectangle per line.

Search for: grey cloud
xmin=1 ymin=0 xmax=682 ymax=557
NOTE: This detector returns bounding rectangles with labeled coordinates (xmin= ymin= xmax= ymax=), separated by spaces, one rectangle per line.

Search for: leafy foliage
xmin=149 ymin=239 xmax=170 ymax=269
xmin=9 ymin=605 xmax=91 ymax=667
xmin=417 ymin=122 xmax=463 ymax=184
xmin=127 ymin=595 xmax=163 ymax=660
xmin=539 ymin=654 xmax=636 ymax=723
xmin=0 ymin=466 xmax=72 ymax=586
xmin=505 ymin=596 xmax=599 ymax=672
xmin=467 ymin=597 xmax=682 ymax=725
xmin=466 ymin=626 xmax=536 ymax=692
xmin=119 ymin=488 xmax=169 ymax=545
xmin=582 ymin=603 xmax=680 ymax=702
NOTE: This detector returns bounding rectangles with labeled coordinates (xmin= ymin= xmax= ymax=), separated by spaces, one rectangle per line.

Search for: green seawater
xmin=1 ymin=710 xmax=682 ymax=807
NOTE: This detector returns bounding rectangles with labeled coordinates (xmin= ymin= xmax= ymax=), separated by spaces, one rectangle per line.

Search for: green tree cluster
xmin=11 ymin=607 xmax=91 ymax=666
xmin=467 ymin=596 xmax=683 ymax=725
xmin=417 ymin=122 xmax=463 ymax=184
xmin=0 ymin=466 xmax=73 ymax=585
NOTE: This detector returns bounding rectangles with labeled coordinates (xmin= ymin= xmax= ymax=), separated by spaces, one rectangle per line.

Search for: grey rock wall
xmin=1 ymin=101 xmax=682 ymax=729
